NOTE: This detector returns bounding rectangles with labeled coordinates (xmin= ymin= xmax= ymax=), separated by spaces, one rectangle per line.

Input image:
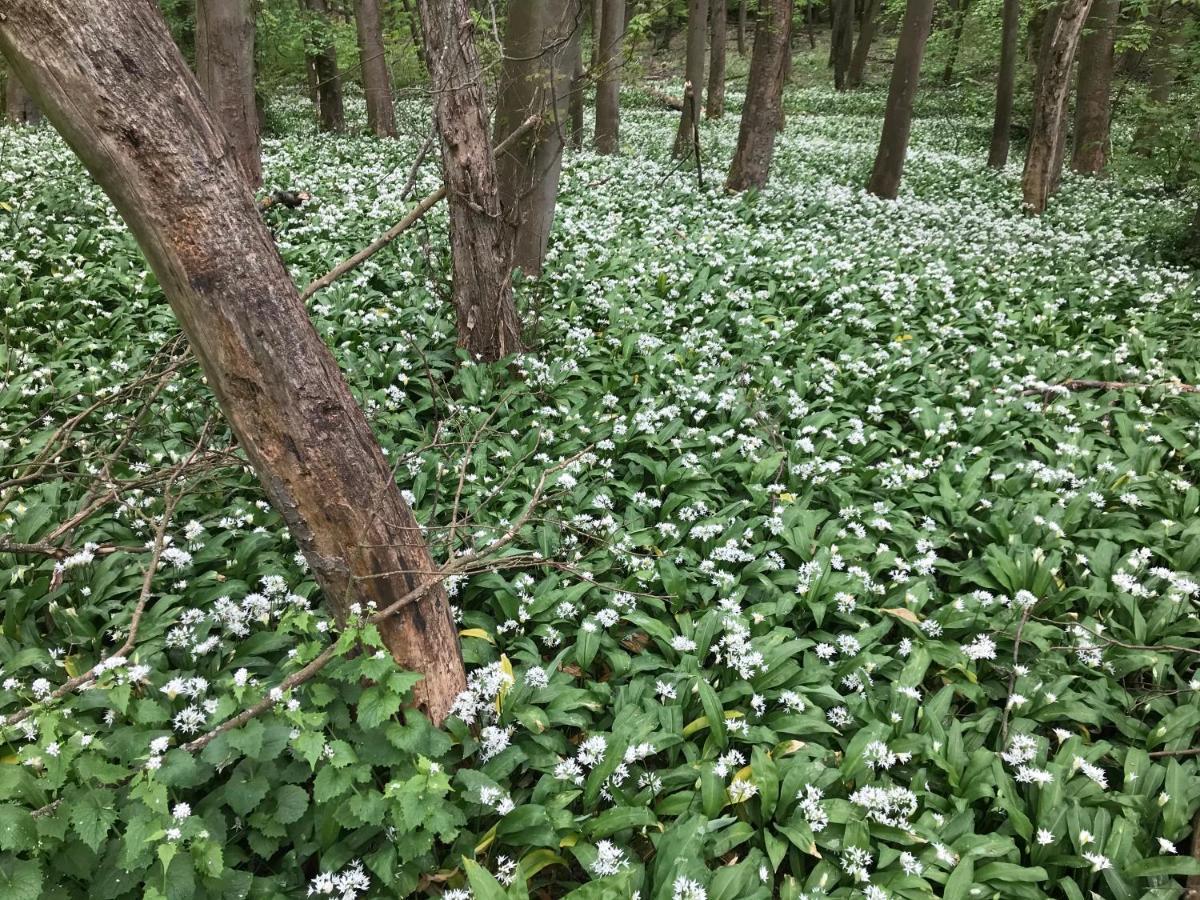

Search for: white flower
xmin=1083 ymin=851 xmax=1111 ymax=872
xmin=593 ymin=840 xmax=629 ymax=876
xmin=172 ymin=802 xmax=191 ymax=820
xmin=1158 ymin=837 xmax=1177 ymax=854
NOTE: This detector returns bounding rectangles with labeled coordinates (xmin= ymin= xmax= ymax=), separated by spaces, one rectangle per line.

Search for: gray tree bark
xmin=595 ymin=0 xmax=625 ymax=153
xmin=0 ymin=0 xmax=467 ymax=721
xmin=304 ymin=0 xmax=346 ymax=132
xmin=196 ymin=0 xmax=262 ymax=188
xmin=848 ymin=0 xmax=882 ymax=87
xmin=866 ymin=0 xmax=935 ymax=198
xmin=415 ymin=0 xmax=522 ymax=359
xmin=356 ymin=0 xmax=399 ymax=137
xmin=831 ymin=0 xmax=854 ymax=90
xmin=726 ymin=0 xmax=793 ymax=191
xmin=707 ymin=0 xmax=728 ymax=117
xmin=673 ymin=0 xmax=710 ymax=157
xmin=4 ymin=71 xmax=40 ymax=126
xmin=1070 ymin=0 xmax=1116 ymax=173
xmin=987 ymin=0 xmax=1020 ymax=167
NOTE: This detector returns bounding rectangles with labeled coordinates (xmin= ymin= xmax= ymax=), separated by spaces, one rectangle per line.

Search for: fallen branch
xmin=299 ymin=115 xmax=540 ymax=302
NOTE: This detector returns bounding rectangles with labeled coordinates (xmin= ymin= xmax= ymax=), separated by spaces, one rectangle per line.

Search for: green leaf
xmin=357 ymin=685 xmax=403 ymax=729
xmin=0 ymin=854 xmax=41 ymax=900
xmin=227 ymin=718 xmax=265 ymax=759
xmin=273 ymin=784 xmax=309 ymax=824
xmin=463 ymin=858 xmax=508 ymax=900
xmin=69 ymin=787 xmax=117 ymax=852
xmin=0 ymin=805 xmax=35 ymax=852
xmin=1125 ymin=856 xmax=1200 ymax=877
xmin=944 ymin=856 xmax=975 ymax=900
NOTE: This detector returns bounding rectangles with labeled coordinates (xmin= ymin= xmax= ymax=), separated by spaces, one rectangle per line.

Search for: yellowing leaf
xmin=458 ymin=628 xmax=495 ymax=644
xmin=882 ymin=607 xmax=921 ymax=625
xmin=496 ymin=654 xmax=514 ymax=714
xmin=473 ymin=824 xmax=497 ymax=855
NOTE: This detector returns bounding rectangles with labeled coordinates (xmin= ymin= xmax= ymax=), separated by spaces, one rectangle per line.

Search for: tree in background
xmin=738 ymin=0 xmax=749 ymax=54
xmin=196 ymin=0 xmax=262 ymax=188
xmin=4 ymin=71 xmax=40 ymax=126
xmin=0 ymin=0 xmax=467 ymax=721
xmin=355 ymin=0 xmax=398 ymax=138
xmin=707 ymin=0 xmax=728 ymax=117
xmin=726 ymin=0 xmax=793 ymax=190
xmin=302 ymin=0 xmax=345 ymax=132
xmin=987 ymin=0 xmax=1020 ymax=167
xmin=831 ymin=0 xmax=853 ymax=89
xmin=673 ymin=0 xmax=710 ymax=158
xmin=1071 ymin=0 xmax=1117 ymax=173
xmin=849 ymin=0 xmax=883 ymax=87
xmin=940 ymin=0 xmax=972 ymax=84
xmin=867 ymin=0 xmax=935 ymax=198
xmin=596 ymin=0 xmax=626 ymax=153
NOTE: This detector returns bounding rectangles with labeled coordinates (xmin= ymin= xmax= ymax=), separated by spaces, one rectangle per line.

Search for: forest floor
xmin=2 ymin=81 xmax=1200 ymax=898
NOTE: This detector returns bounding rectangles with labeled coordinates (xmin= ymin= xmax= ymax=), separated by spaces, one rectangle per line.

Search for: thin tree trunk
xmin=1132 ymin=6 xmax=1178 ymax=154
xmin=4 ymin=72 xmax=41 ymax=126
xmin=595 ymin=0 xmax=625 ymax=153
xmin=195 ymin=0 xmax=262 ymax=188
xmin=726 ymin=0 xmax=793 ymax=191
xmin=304 ymin=0 xmax=346 ymax=132
xmin=1070 ymin=0 xmax=1116 ymax=173
xmin=866 ymin=0 xmax=936 ymax=198
xmin=399 ymin=0 xmax=428 ymax=68
xmin=987 ymin=0 xmax=1020 ymax=167
xmin=494 ymin=0 xmax=579 ymax=275
xmin=356 ymin=0 xmax=398 ymax=137
xmin=1022 ymin=0 xmax=1094 ymax=213
xmin=737 ymin=0 xmax=748 ymax=55
xmin=707 ymin=0 xmax=727 ymax=117
xmin=831 ymin=0 xmax=854 ymax=90
xmin=0 ymin=0 xmax=467 ymax=721
xmin=592 ymin=0 xmax=604 ymax=68
xmin=940 ymin=0 xmax=969 ymax=85
xmin=569 ymin=15 xmax=586 ymax=149
xmin=848 ymin=0 xmax=882 ymax=87
xmin=673 ymin=0 xmax=709 ymax=157
xmin=415 ymin=0 xmax=522 ymax=359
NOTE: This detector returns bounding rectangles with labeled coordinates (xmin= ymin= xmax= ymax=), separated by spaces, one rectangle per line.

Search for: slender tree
xmin=303 ymin=0 xmax=345 ymax=132
xmin=726 ymin=0 xmax=793 ymax=191
xmin=673 ymin=0 xmax=710 ymax=157
xmin=831 ymin=0 xmax=854 ymax=89
xmin=595 ymin=0 xmax=625 ymax=153
xmin=494 ymin=0 xmax=580 ymax=275
xmin=1071 ymin=0 xmax=1116 ymax=173
xmin=737 ymin=0 xmax=748 ymax=54
xmin=940 ymin=0 xmax=971 ymax=85
xmin=1132 ymin=5 xmax=1179 ymax=154
xmin=1022 ymin=0 xmax=1095 ymax=213
xmin=866 ymin=0 xmax=935 ymax=198
xmin=707 ymin=0 xmax=728 ymax=117
xmin=356 ymin=0 xmax=398 ymax=138
xmin=987 ymin=0 xmax=1020 ymax=167
xmin=0 ymin=0 xmax=467 ymax=721
xmin=848 ymin=0 xmax=882 ymax=87
xmin=195 ymin=0 xmax=261 ymax=188
xmin=4 ymin=71 xmax=40 ymax=126
xmin=569 ymin=13 xmax=586 ymax=149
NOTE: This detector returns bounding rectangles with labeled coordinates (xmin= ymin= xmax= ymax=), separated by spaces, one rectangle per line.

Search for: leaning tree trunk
xmin=848 ymin=0 xmax=882 ymax=87
xmin=1022 ymin=0 xmax=1094 ymax=214
xmin=707 ymin=0 xmax=727 ymax=117
xmin=940 ymin=0 xmax=970 ymax=85
xmin=987 ymin=0 xmax=1020 ymax=167
xmin=4 ymin=72 xmax=40 ymax=125
xmin=737 ymin=0 xmax=748 ymax=54
xmin=726 ymin=0 xmax=793 ymax=191
xmin=1070 ymin=0 xmax=1116 ymax=173
xmin=494 ymin=0 xmax=580 ymax=276
xmin=831 ymin=0 xmax=854 ymax=90
xmin=356 ymin=0 xmax=398 ymax=137
xmin=673 ymin=0 xmax=710 ymax=158
xmin=0 ymin=0 xmax=467 ymax=721
xmin=866 ymin=0 xmax=935 ymax=198
xmin=304 ymin=0 xmax=345 ymax=132
xmin=595 ymin=0 xmax=625 ymax=153
xmin=416 ymin=0 xmax=522 ymax=359
xmin=195 ymin=0 xmax=262 ymax=188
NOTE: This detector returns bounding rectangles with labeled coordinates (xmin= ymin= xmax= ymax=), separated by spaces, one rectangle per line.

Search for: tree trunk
xmin=1070 ymin=0 xmax=1115 ymax=173
xmin=595 ymin=0 xmax=625 ymax=153
xmin=195 ymin=0 xmax=262 ymax=188
xmin=4 ymin=72 xmax=41 ymax=125
xmin=494 ymin=0 xmax=579 ymax=276
xmin=866 ymin=0 xmax=935 ymax=198
xmin=726 ymin=0 xmax=793 ymax=191
xmin=848 ymin=0 xmax=882 ymax=87
xmin=986 ymin=0 xmax=1020 ymax=167
xmin=1132 ymin=6 xmax=1178 ymax=154
xmin=707 ymin=0 xmax=727 ymax=117
xmin=356 ymin=0 xmax=398 ymax=138
xmin=0 ymin=0 xmax=467 ymax=722
xmin=737 ymin=0 xmax=748 ymax=55
xmin=831 ymin=0 xmax=853 ymax=90
xmin=304 ymin=0 xmax=346 ymax=132
xmin=415 ymin=0 xmax=522 ymax=359
xmin=1022 ymin=0 xmax=1094 ymax=214
xmin=940 ymin=0 xmax=969 ymax=85
xmin=673 ymin=0 xmax=709 ymax=157
xmin=569 ymin=14 xmax=586 ymax=149
xmin=591 ymin=0 xmax=604 ymax=68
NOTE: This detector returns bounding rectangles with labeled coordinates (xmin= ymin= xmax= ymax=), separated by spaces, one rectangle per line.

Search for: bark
xmin=986 ymin=0 xmax=1020 ymax=167
xmin=0 ymin=0 xmax=466 ymax=721
xmin=595 ymin=0 xmax=625 ymax=153
xmin=1132 ymin=6 xmax=1179 ymax=154
xmin=4 ymin=72 xmax=41 ymax=126
xmin=866 ymin=0 xmax=935 ymax=198
xmin=940 ymin=0 xmax=969 ymax=85
xmin=356 ymin=0 xmax=398 ymax=137
xmin=848 ymin=0 xmax=882 ymax=87
xmin=1070 ymin=0 xmax=1116 ymax=174
xmin=494 ymin=0 xmax=580 ymax=276
xmin=569 ymin=17 xmax=586 ymax=149
xmin=195 ymin=0 xmax=262 ymax=188
xmin=304 ymin=0 xmax=346 ymax=132
xmin=707 ymin=0 xmax=727 ymax=117
xmin=1022 ymin=0 xmax=1094 ymax=214
xmin=831 ymin=0 xmax=854 ymax=90
xmin=737 ymin=0 xmax=748 ymax=55
xmin=415 ymin=0 xmax=522 ymax=359
xmin=726 ymin=0 xmax=793 ymax=191
xmin=673 ymin=0 xmax=710 ymax=157
xmin=592 ymin=0 xmax=604 ymax=69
